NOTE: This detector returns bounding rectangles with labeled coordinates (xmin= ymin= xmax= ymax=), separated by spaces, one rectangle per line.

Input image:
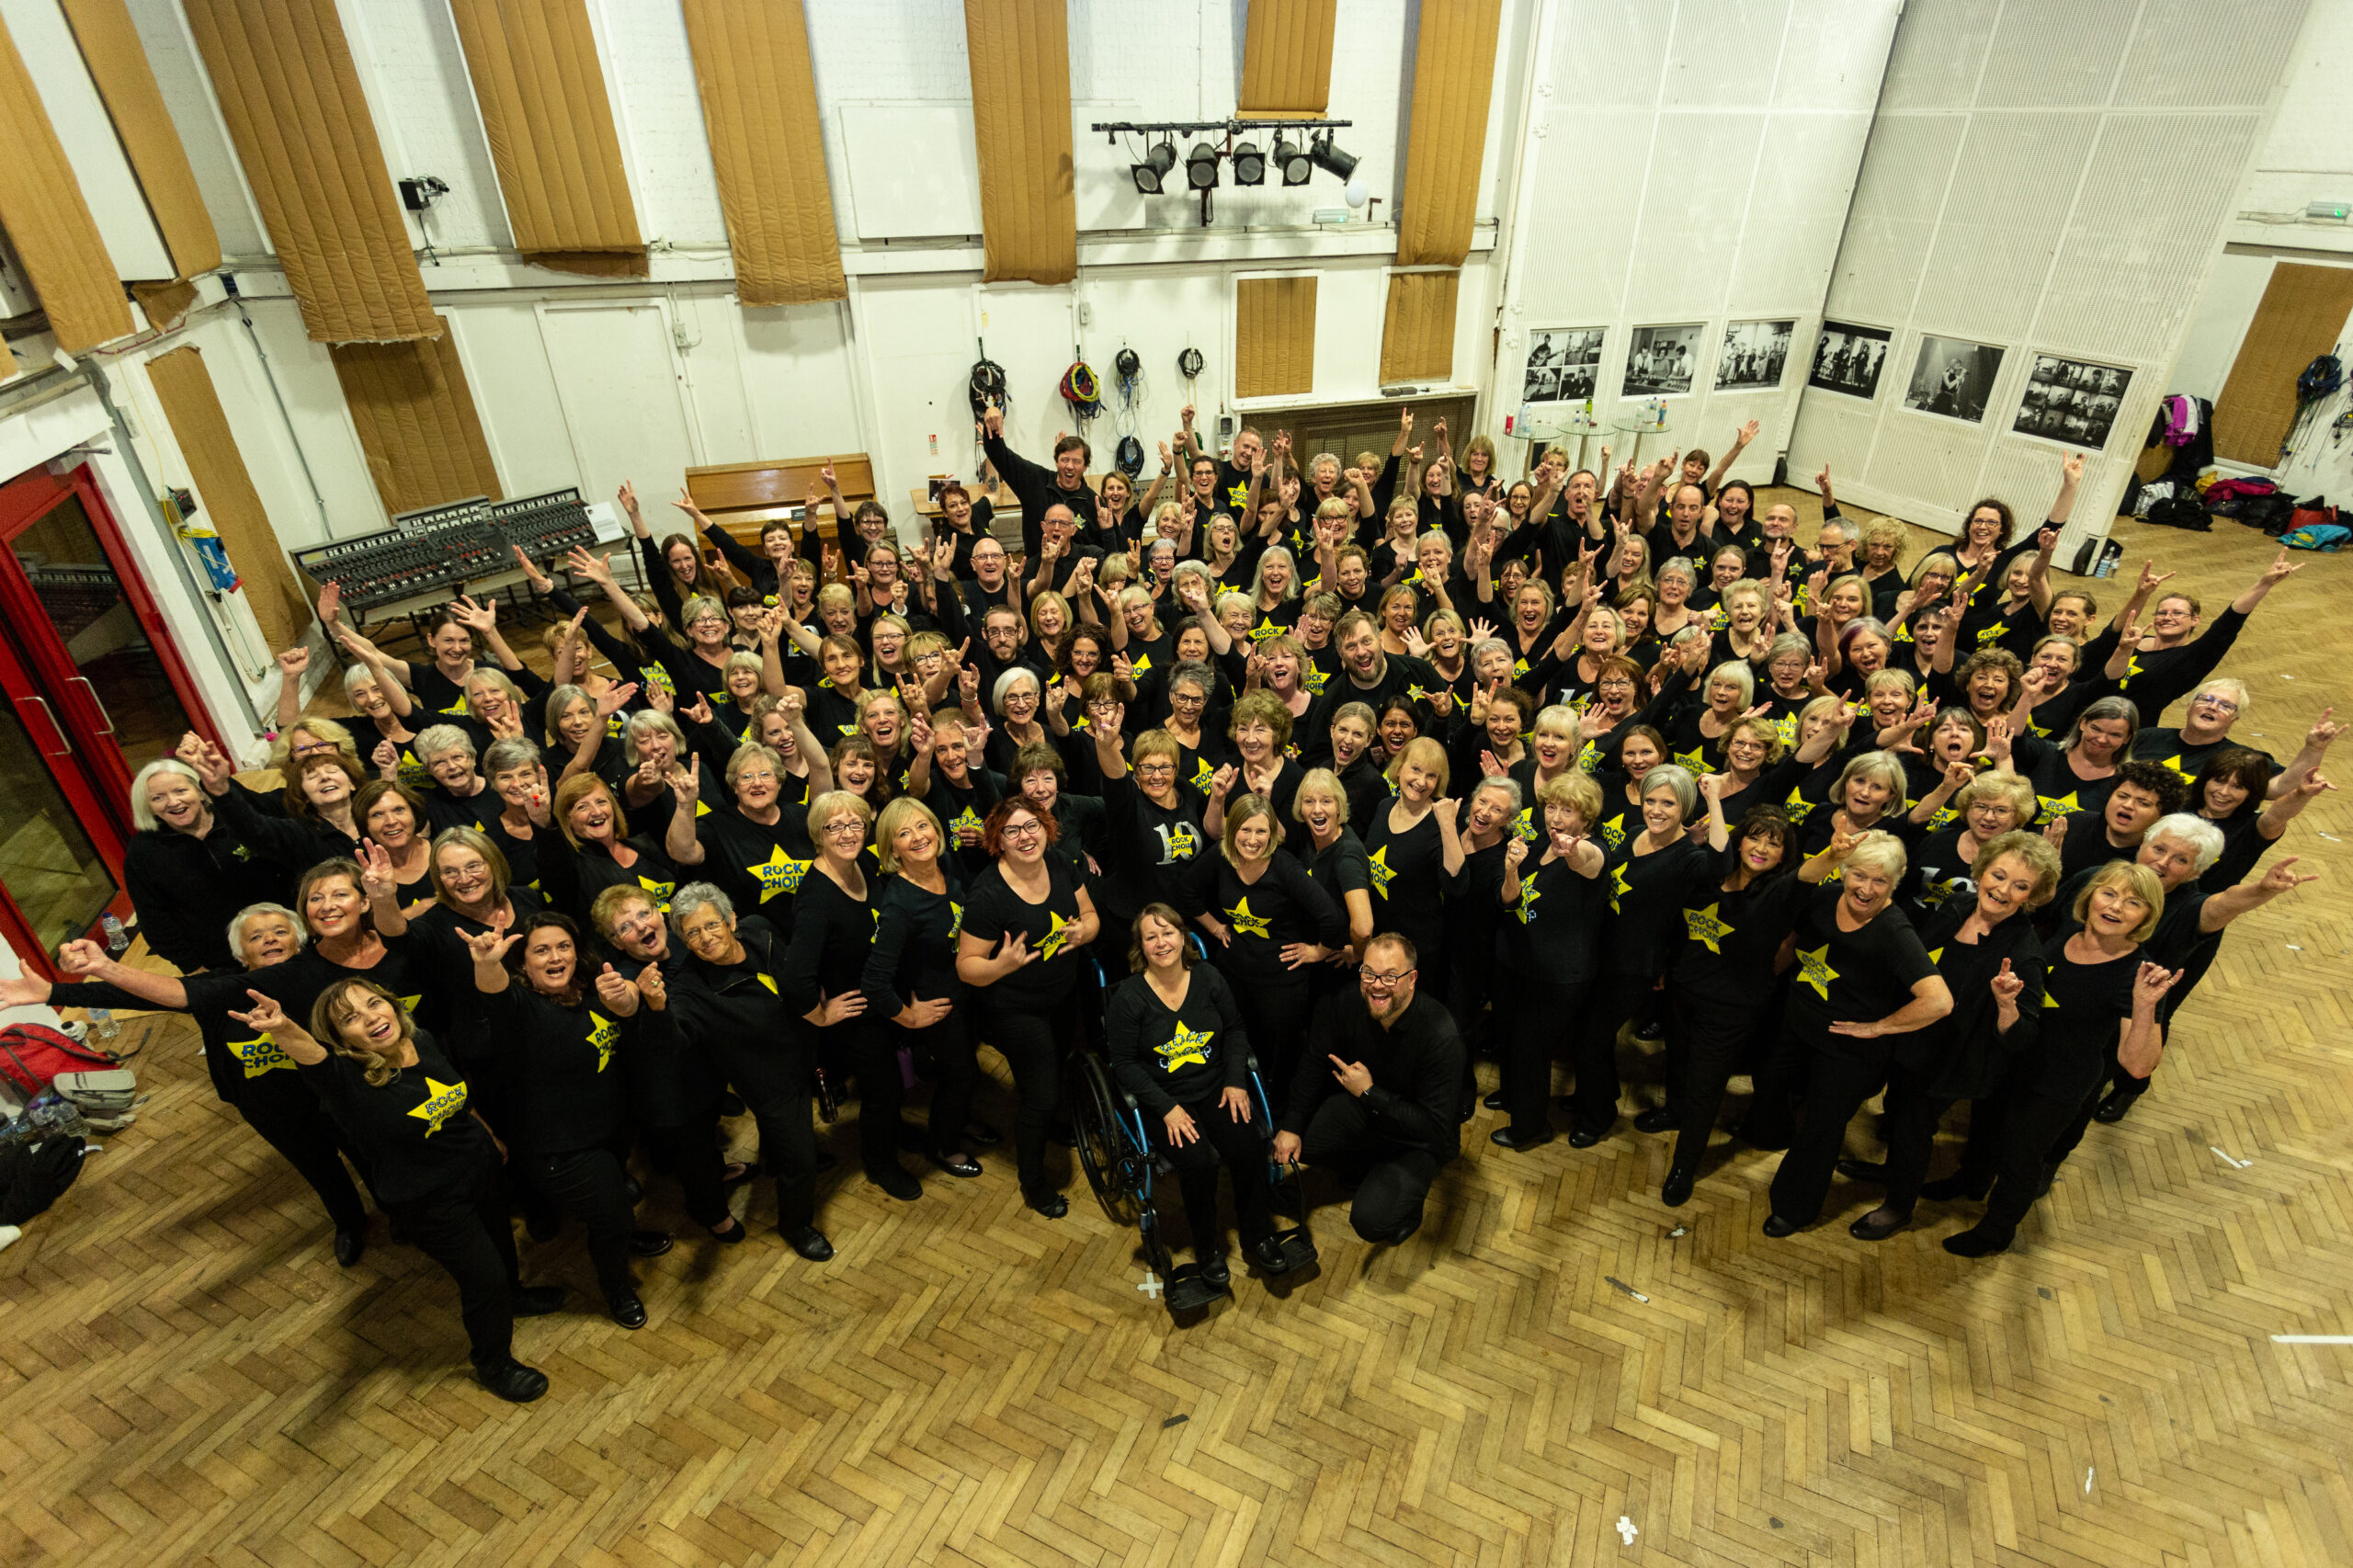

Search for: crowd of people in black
xmin=12 ymin=405 xmax=2329 ymax=1403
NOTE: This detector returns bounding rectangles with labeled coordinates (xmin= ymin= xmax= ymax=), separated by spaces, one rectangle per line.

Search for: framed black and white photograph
xmin=1904 ymin=335 xmax=2005 ymax=423
xmin=1624 ymin=323 xmax=1704 ymax=395
xmin=1523 ymin=327 xmax=1604 ymax=403
xmin=2013 ymin=353 xmax=2133 ymax=448
xmin=1716 ymin=319 xmax=1795 ymax=389
xmin=1809 ymin=321 xmax=1892 ymax=400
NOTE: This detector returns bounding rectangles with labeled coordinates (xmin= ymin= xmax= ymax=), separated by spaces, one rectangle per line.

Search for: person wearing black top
xmin=1836 ymin=831 xmax=2054 ymax=1240
xmin=982 ymin=406 xmax=1101 ymax=560
xmin=1107 ymin=907 xmax=1282 ymax=1282
xmin=956 ymin=798 xmax=1101 ymax=1216
xmin=864 ymin=797 xmax=981 ymax=1178
xmin=1291 ymin=767 xmax=1377 ymax=977
xmin=1273 ymin=935 xmax=1463 ymax=1244
xmin=226 ymin=979 xmax=567 ymax=1403
xmin=1361 ymin=738 xmax=1464 ymax=1006
xmin=1092 ymin=724 xmax=1207 ymax=925
xmin=1176 ymin=793 xmax=1347 ymax=1114
xmin=670 ymin=734 xmax=833 ymax=937
xmin=124 ymin=757 xmax=307 ymax=973
xmin=460 ymin=913 xmax=672 ymax=1329
xmin=2102 ymin=548 xmax=2299 ymax=725
xmin=541 ymin=773 xmax=694 ymax=921
xmin=1491 ymin=773 xmax=1608 ymax=1150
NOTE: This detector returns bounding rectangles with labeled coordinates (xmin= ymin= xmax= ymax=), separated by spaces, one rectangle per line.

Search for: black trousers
xmin=1448 ymin=946 xmax=1497 ymax=1060
xmin=1767 ymin=1045 xmax=1892 ymax=1226
xmin=1567 ymin=970 xmax=1652 ymax=1135
xmin=826 ymin=1017 xmax=908 ymax=1177
xmin=1154 ymin=1094 xmax=1274 ymax=1254
xmin=1232 ymin=980 xmax=1314 ymax=1121
xmin=984 ymin=996 xmax=1073 ymax=1190
xmin=705 ymin=1033 xmax=818 ymax=1232
xmin=904 ymin=1012 xmax=978 ymax=1156
xmin=517 ymin=1142 xmax=637 ymax=1298
xmin=235 ymin=1073 xmax=369 ymax=1233
xmin=1742 ymin=1018 xmax=1815 ymax=1149
xmin=642 ymin=1110 xmax=732 ymax=1230
xmin=1501 ymin=972 xmax=1588 ymax=1140
xmin=384 ymin=1148 xmax=519 ymax=1371
xmin=1665 ymin=991 xmax=1758 ymax=1174
xmin=1875 ymin=1064 xmax=1958 ymax=1217
xmin=1300 ymin=1094 xmax=1441 ymax=1243
xmin=1972 ymin=1090 xmax=2087 ymax=1244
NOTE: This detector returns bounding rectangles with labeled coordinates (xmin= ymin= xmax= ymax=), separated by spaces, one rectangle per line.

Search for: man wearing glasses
xmin=1271 ymin=934 xmax=1463 ymax=1245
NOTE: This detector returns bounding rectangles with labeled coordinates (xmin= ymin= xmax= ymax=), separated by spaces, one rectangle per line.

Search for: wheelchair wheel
xmin=1067 ymin=1051 xmax=1144 ymax=1228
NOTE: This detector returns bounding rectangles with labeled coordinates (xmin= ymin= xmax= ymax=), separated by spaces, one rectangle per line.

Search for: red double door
xmin=0 ymin=462 xmax=224 ymax=979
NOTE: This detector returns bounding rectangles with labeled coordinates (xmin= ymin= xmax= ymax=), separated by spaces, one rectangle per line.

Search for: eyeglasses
xmin=2193 ymin=696 xmax=2239 ymax=712
xmin=821 ymin=819 xmax=865 ymax=838
xmin=736 ymin=769 xmax=778 ymax=785
xmin=1358 ymin=966 xmax=1414 ymax=986
xmin=1002 ymin=820 xmax=1044 ymax=841
xmin=680 ymin=923 xmax=730 ymax=945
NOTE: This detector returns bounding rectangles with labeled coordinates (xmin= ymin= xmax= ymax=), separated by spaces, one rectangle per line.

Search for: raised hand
xmin=1207 ymin=764 xmax=1238 ymax=801
xmin=996 ymin=932 xmax=1038 ymax=974
xmin=681 ymin=692 xmax=713 ymax=726
xmin=668 ymin=754 xmax=702 ymax=810
xmin=1990 ymin=959 xmax=2023 ymax=1009
xmin=594 ymin=961 xmax=639 ymax=1016
xmin=372 ymin=738 xmax=402 ymax=777
xmin=1503 ymin=835 xmax=1529 ymax=872
xmin=2258 ymin=857 xmax=2320 ymax=895
xmin=317 ymin=580 xmax=344 ymax=626
xmin=449 ymin=593 xmax=496 ymax=633
xmin=2258 ymin=545 xmax=2303 ymax=588
xmin=1813 ymin=462 xmax=1833 ymax=498
xmin=459 ymin=920 xmax=521 ymax=968
xmin=225 ymin=989 xmax=293 ymax=1036
xmin=1699 ymin=772 xmax=1724 ymax=803
xmin=2132 ymin=961 xmax=2183 ymax=1009
xmin=2060 ymin=450 xmax=2085 ymax=486
xmin=357 ymin=837 xmax=399 ymax=903
xmin=276 ymin=646 xmax=310 ymax=678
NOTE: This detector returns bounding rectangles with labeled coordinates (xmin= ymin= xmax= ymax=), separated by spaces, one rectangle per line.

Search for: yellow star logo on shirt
xmin=1513 ymin=805 xmax=1539 ymax=844
xmin=585 ymin=1010 xmax=620 ymax=1072
xmin=1674 ymin=746 xmax=1708 ymax=773
xmin=1783 ymin=788 xmax=1814 ymax=824
xmin=949 ymin=901 xmax=963 ymax=938
xmin=1775 ymin=711 xmax=1800 ymax=748
xmin=1925 ymin=947 xmax=1943 ymax=964
xmin=225 ymin=1031 xmax=294 ymax=1078
xmin=949 ymin=805 xmax=983 ymax=840
xmin=2036 ymin=791 xmax=2081 ymax=822
xmin=1600 ymin=812 xmax=1629 ymax=850
xmin=406 ymin=1075 xmax=469 ymax=1136
xmin=639 ymin=875 xmax=676 ymax=910
xmin=1038 ymin=910 xmax=1075 ymax=961
xmin=1130 ymin=653 xmax=1154 ymax=676
xmin=1795 ymin=943 xmax=1839 ymax=1000
xmin=1608 ymin=861 xmax=1632 ymax=914
xmin=1514 ymin=656 xmax=1531 ymax=677
xmin=1249 ymin=619 xmax=1283 ymax=642
xmin=2119 ymin=655 xmax=2143 ymax=689
xmin=1405 ymin=684 xmax=1433 ymax=704
xmin=1976 ymin=620 xmax=2008 ymax=647
xmin=756 ymin=972 xmax=778 ymax=994
xmin=1303 ymin=664 xmax=1330 ymax=695
xmin=1158 ymin=1022 xmax=1215 ymax=1072
xmin=1189 ymin=756 xmax=1218 ymax=792
xmin=1224 ymin=897 xmax=1272 ymax=937
xmin=2043 ymin=988 xmax=2063 ymax=1009
xmin=1514 ymin=879 xmax=1542 ymax=925
xmin=1575 ymin=741 xmax=1604 ymax=775
xmin=748 ymin=846 xmax=811 ymax=901
xmin=2160 ymin=753 xmax=2191 ymax=778
xmin=1683 ymin=902 xmax=1733 ymax=953
xmin=1367 ymin=845 xmax=1397 ymax=897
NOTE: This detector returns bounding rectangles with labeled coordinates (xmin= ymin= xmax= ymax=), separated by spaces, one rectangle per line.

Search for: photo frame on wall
xmin=1624 ymin=323 xmax=1704 ymax=395
xmin=1808 ymin=321 xmax=1891 ymax=400
xmin=1716 ymin=320 xmax=1795 ymax=389
xmin=2014 ymin=354 xmax=2132 ymax=448
xmin=1523 ymin=327 xmax=1604 ymax=403
xmin=1904 ymin=335 xmax=2005 ymax=424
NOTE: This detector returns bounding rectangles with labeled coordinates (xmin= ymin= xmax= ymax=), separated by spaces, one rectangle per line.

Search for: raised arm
xmin=2198 ymin=855 xmax=2318 ymax=932
xmin=1704 ymin=421 xmax=1759 ymax=492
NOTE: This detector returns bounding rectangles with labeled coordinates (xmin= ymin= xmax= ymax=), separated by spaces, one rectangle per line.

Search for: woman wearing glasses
xmin=956 ymin=799 xmax=1101 ymax=1216
xmin=1091 ymin=721 xmax=1208 ymax=927
xmin=864 ymin=797 xmax=983 ymax=1178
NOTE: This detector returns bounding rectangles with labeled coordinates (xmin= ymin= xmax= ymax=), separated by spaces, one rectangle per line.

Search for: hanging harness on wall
xmin=968 ymin=343 xmax=1010 ymax=422
xmin=1059 ymin=350 xmax=1101 ymax=425
xmin=2283 ymin=347 xmax=2346 ymax=464
xmin=1109 ymin=345 xmax=1145 ymax=475
xmin=1176 ymin=346 xmax=1204 ymax=381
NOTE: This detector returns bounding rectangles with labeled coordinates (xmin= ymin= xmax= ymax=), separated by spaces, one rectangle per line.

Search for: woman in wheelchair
xmin=1106 ymin=905 xmax=1284 ymax=1283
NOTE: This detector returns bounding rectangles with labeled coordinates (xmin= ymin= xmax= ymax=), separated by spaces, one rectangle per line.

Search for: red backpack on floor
xmin=0 ymin=1024 xmax=123 ymax=1097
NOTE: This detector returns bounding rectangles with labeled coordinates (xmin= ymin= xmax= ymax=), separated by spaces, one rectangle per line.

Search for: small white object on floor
xmin=0 ymin=1225 xmax=19 ymax=1253
xmin=2272 ymin=1335 xmax=2353 ymax=1344
xmin=1137 ymin=1272 xmax=1163 ymax=1300
xmin=2085 ymin=1467 xmax=2094 ymax=1495
xmin=2211 ymin=1145 xmax=2252 ymax=1169
xmin=1616 ymin=1517 xmax=1639 ymax=1546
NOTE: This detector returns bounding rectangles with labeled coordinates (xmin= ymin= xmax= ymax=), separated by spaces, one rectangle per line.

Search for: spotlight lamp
xmin=1186 ymin=142 xmax=1222 ymax=191
xmin=1273 ymin=135 xmax=1313 ymax=186
xmin=1131 ymin=140 xmax=1176 ymax=195
xmin=1310 ymin=134 xmax=1358 ymax=183
xmin=1232 ymin=141 xmax=1267 ymax=186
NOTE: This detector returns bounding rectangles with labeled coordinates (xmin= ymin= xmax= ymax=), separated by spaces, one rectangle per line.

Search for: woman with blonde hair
xmin=1491 ymin=771 xmax=1608 ymax=1149
xmin=864 ymin=796 xmax=981 ymax=1178
xmin=1365 ymin=736 xmax=1464 ymax=1001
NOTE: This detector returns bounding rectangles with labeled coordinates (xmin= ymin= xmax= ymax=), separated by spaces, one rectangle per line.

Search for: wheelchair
xmin=1066 ymin=946 xmax=1319 ymax=1316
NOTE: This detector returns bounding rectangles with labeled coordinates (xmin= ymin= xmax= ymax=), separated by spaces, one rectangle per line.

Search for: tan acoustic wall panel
xmin=1395 ymin=0 xmax=1503 ymax=268
xmin=1235 ymin=276 xmax=1317 ymax=399
xmin=0 ymin=15 xmax=134 ymax=350
xmin=1239 ymin=0 xmax=1336 ymax=118
xmin=146 ymin=346 xmax=312 ymax=649
xmin=330 ymin=330 xmax=503 ymax=517
xmin=57 ymin=0 xmax=221 ymax=279
xmin=963 ymin=0 xmax=1076 ymax=286
xmin=679 ymin=0 xmax=846 ymax=306
xmin=182 ymin=0 xmax=435 ymax=343
xmin=2212 ymin=261 xmax=2353 ymax=466
xmin=448 ymin=0 xmax=642 ymax=259
xmin=1381 ymin=271 xmax=1460 ymax=384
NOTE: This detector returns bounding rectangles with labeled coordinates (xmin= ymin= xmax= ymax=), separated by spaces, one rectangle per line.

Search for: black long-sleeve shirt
xmin=862 ymin=869 xmax=967 ymax=1018
xmin=122 ymin=815 xmax=305 ymax=973
xmin=1898 ymin=903 xmax=2044 ymax=1100
xmin=1280 ymin=990 xmax=1463 ymax=1164
xmin=474 ymin=980 xmax=654 ymax=1153
xmin=982 ymin=431 xmax=1101 ymax=560
xmin=2109 ymin=608 xmax=2248 ymax=726
xmin=775 ymin=869 xmax=874 ymax=1017
xmin=1107 ymin=965 xmax=1250 ymax=1115
xmin=1175 ymin=850 xmax=1346 ymax=1000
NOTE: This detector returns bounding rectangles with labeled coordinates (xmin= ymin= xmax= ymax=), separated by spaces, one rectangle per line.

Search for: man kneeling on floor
xmin=1273 ymin=933 xmax=1462 ymax=1244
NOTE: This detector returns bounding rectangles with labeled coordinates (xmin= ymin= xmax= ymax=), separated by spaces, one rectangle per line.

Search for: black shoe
xmin=965 ymin=1120 xmax=1002 ymax=1146
xmin=1849 ymin=1208 xmax=1911 ymax=1242
xmin=1633 ymin=1018 xmax=1664 ymax=1040
xmin=1567 ymin=1124 xmax=1609 ymax=1149
xmin=334 ymin=1226 xmax=366 ymax=1267
xmin=706 ymin=1218 xmax=746 ymax=1244
xmin=869 ymin=1163 xmax=923 ymax=1201
xmin=929 ymin=1148 xmax=983 ymax=1178
xmin=1199 ymin=1252 xmax=1232 ymax=1290
xmin=721 ymin=1161 xmax=753 ymax=1187
xmin=1759 ymin=1213 xmax=1798 ymax=1239
xmin=475 ymin=1359 xmax=549 ymax=1403
xmin=1942 ymin=1225 xmax=2011 ymax=1258
xmin=1919 ymin=1172 xmax=1989 ymax=1203
xmin=1836 ymin=1158 xmax=1890 ymax=1184
xmin=1023 ymin=1184 xmax=1069 ymax=1219
xmin=1381 ymin=1217 xmax=1424 ymax=1245
xmin=1632 ymin=1106 xmax=1677 ymax=1134
xmin=1661 ymin=1165 xmax=1696 ymax=1207
xmin=785 ymin=1225 xmax=835 ymax=1261
xmin=1490 ymin=1125 xmax=1554 ymax=1151
xmin=1457 ymin=1092 xmax=1479 ymax=1123
xmin=2093 ymin=1085 xmax=2143 ymax=1123
xmin=628 ymin=1229 xmax=672 ymax=1257
xmin=608 ymin=1291 xmax=646 ymax=1330
xmin=1483 ymin=1090 xmax=1506 ymax=1111
xmin=1249 ymin=1236 xmax=1290 ymax=1275
xmin=511 ymin=1284 xmax=567 ymax=1318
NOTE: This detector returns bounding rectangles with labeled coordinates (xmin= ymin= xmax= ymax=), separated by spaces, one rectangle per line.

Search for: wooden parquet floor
xmin=6 ymin=506 xmax=2352 ymax=1567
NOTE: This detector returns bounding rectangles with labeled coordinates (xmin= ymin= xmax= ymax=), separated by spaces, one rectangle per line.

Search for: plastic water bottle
xmin=86 ymin=1007 xmax=118 ymax=1040
xmin=102 ymin=915 xmax=128 ymax=955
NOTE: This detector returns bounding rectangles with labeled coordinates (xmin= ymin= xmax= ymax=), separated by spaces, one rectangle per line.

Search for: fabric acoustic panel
xmin=1380 ymin=270 xmax=1460 ymax=384
xmin=2211 ymin=261 xmax=2353 ymax=467
xmin=0 ymin=13 xmax=133 ymax=350
xmin=678 ymin=0 xmax=845 ymax=306
xmin=57 ymin=0 xmax=221 ymax=280
xmin=1234 ymin=276 xmax=1317 ymax=398
xmin=182 ymin=0 xmax=435 ymax=343
xmin=330 ymin=329 xmax=503 ymax=517
xmin=1394 ymin=0 xmax=1503 ymax=268
xmin=145 ymin=346 xmax=312 ymax=649
xmin=962 ymin=0 xmax=1076 ymax=285
xmin=447 ymin=0 xmax=642 ymax=266
xmin=1239 ymin=0 xmax=1336 ymax=117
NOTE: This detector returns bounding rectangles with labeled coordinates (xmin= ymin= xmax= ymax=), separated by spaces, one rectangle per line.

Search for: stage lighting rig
xmin=1091 ymin=118 xmax=1358 ymax=226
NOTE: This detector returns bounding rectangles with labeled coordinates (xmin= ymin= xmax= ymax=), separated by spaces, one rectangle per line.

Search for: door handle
xmin=69 ymin=676 xmax=116 ymax=736
xmin=15 ymin=695 xmax=72 ymax=757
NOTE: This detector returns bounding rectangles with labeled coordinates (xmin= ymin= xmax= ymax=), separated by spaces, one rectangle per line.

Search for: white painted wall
xmin=1 ymin=0 xmax=173 ymax=279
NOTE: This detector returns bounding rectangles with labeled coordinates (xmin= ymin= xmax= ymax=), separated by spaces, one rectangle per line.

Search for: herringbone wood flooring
xmin=6 ymin=504 xmax=2350 ymax=1567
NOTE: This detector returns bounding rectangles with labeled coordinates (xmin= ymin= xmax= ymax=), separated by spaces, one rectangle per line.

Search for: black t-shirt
xmin=298 ymin=1028 xmax=489 ymax=1204
xmin=1901 ymin=902 xmax=2045 ymax=1098
xmin=1503 ymin=849 xmax=1608 ymax=982
xmin=2030 ymin=922 xmax=2139 ymax=1099
xmin=1180 ymin=850 xmax=1346 ymax=998
xmin=476 ymin=982 xmax=637 ymax=1153
xmin=2133 ymin=726 xmax=2267 ymax=788
xmin=1100 ymin=774 xmax=1206 ymax=920
xmin=693 ymin=802 xmax=816 ymax=923
xmin=1668 ymin=855 xmax=1810 ymax=1001
xmin=1784 ymin=882 xmax=1938 ymax=1047
xmin=963 ymin=857 xmax=1088 ymax=1012
xmin=776 ymin=868 xmax=875 ymax=1016
xmin=1899 ymin=824 xmax=1980 ymax=921
xmin=1106 ymin=965 xmax=1251 ymax=1114
xmin=1362 ymin=804 xmax=1448 ymax=956
xmin=1602 ymin=835 xmax=1714 ymax=976
xmin=862 ymin=868 xmax=967 ymax=1017
xmin=2010 ymin=733 xmax=2120 ymax=826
